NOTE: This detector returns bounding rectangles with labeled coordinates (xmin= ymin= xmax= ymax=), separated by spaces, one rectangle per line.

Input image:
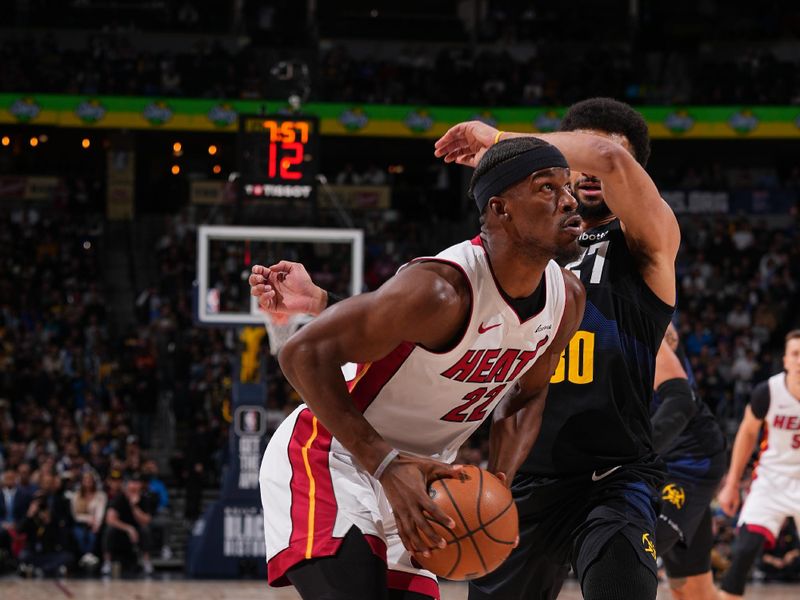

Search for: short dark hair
xmin=560 ymin=98 xmax=651 ymax=167
xmin=468 ymin=137 xmax=555 ymax=207
xmin=787 ymin=330 xmax=800 ymax=344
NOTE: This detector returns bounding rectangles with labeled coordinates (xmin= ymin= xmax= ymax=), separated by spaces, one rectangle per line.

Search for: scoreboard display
xmin=238 ymin=114 xmax=319 ymax=203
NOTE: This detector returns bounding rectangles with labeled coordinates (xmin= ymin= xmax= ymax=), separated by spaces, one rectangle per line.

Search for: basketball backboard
xmin=196 ymin=225 xmax=364 ymax=326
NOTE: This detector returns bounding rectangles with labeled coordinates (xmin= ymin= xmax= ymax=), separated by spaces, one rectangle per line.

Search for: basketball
xmin=416 ymin=465 xmax=518 ymax=580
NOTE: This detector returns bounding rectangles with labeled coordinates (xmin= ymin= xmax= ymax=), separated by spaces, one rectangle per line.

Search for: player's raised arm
xmin=277 ymin=261 xmax=467 ymax=556
xmin=531 ymin=130 xmax=679 ymax=305
xmin=435 ymin=119 xmax=680 ymax=305
xmin=487 ymin=269 xmax=585 ymax=484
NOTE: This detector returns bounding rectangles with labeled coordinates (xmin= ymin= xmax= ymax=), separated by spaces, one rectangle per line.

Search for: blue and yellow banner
xmin=2 ymin=94 xmax=800 ymax=138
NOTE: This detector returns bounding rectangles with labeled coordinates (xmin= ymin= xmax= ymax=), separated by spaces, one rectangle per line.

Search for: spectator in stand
xmin=85 ymin=439 xmax=110 ymax=481
xmin=686 ymin=323 xmax=715 ymax=356
xmin=102 ymin=473 xmax=155 ymax=576
xmin=16 ymin=463 xmax=36 ymax=496
xmin=101 ymin=469 xmax=124 ymax=572
xmin=1 ymin=468 xmax=30 ymax=527
xmin=727 ymin=302 xmax=752 ymax=331
xmin=1 ymin=468 xmax=31 ymax=568
xmin=143 ymin=460 xmax=168 ymax=512
xmin=731 ymin=219 xmax=756 ymax=252
xmin=143 ymin=459 xmax=171 ymax=559
xmin=731 ymin=349 xmax=759 ymax=384
xmin=123 ymin=436 xmax=143 ymax=475
xmin=68 ymin=471 xmax=106 ymax=568
xmin=18 ymin=470 xmax=75 ymax=577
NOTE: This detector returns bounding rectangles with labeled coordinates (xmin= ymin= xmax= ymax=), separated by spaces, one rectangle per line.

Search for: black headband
xmin=472 ymin=144 xmax=569 ymax=212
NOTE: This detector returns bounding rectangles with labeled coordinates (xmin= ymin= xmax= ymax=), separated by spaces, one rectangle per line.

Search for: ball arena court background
xmin=1 ymin=1 xmax=799 ymax=598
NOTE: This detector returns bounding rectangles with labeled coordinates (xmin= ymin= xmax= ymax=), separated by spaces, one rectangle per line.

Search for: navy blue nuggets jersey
xmin=521 ymin=219 xmax=674 ymax=477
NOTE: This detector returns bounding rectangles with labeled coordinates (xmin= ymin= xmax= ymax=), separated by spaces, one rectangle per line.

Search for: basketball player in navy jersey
xmin=434 ymin=98 xmax=680 ymax=600
xmin=652 ymin=322 xmax=726 ymax=600
xmin=718 ymin=330 xmax=800 ymax=599
xmin=256 ymin=138 xmax=587 ymax=600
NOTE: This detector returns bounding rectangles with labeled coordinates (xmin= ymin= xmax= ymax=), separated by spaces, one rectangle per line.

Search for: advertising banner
xmin=3 ymin=94 xmax=800 ymax=138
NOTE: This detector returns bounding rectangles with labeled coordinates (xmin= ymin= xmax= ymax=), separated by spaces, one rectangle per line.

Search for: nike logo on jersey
xmin=591 ymin=465 xmax=622 ymax=482
xmin=478 ymin=322 xmax=501 ymax=334
xmin=535 ymin=324 xmax=552 ymax=333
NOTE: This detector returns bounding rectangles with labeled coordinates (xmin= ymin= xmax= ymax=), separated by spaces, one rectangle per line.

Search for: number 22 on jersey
xmin=550 ymin=330 xmax=595 ymax=385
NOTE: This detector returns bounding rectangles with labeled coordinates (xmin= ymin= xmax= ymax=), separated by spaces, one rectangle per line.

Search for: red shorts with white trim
xmin=260 ymin=405 xmax=440 ymax=598
xmin=738 ymin=470 xmax=800 ymax=548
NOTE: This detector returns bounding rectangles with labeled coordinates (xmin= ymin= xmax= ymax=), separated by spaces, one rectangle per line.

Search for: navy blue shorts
xmin=468 ymin=458 xmax=663 ymax=599
xmin=657 ymin=451 xmax=726 ymax=578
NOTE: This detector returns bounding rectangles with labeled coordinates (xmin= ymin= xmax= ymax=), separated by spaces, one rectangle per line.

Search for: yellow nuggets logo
xmin=642 ymin=533 xmax=657 ymax=560
xmin=662 ymin=483 xmax=686 ymax=509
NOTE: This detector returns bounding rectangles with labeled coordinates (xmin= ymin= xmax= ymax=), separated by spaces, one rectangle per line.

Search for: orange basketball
xmin=415 ymin=465 xmax=518 ymax=580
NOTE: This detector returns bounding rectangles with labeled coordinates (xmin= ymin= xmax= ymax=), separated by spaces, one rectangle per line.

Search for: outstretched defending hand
xmin=434 ymin=120 xmax=500 ymax=168
xmin=378 ymin=454 xmax=462 ymax=557
xmin=249 ymin=261 xmax=327 ymax=316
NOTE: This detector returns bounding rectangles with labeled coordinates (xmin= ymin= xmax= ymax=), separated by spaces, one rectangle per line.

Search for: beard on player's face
xmin=577 ymin=199 xmax=612 ymax=221
xmin=570 ymin=174 xmax=612 ymax=222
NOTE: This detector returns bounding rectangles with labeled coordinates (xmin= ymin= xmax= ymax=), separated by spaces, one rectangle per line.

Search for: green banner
xmin=2 ymin=94 xmax=800 ymax=138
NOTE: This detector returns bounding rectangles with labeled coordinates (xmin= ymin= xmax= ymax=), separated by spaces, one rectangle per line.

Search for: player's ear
xmin=487 ymin=196 xmax=510 ymax=221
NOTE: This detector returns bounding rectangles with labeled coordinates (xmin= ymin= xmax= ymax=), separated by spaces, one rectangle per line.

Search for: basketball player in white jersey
xmin=257 ymin=137 xmax=586 ymax=600
xmin=718 ymin=329 xmax=800 ymax=598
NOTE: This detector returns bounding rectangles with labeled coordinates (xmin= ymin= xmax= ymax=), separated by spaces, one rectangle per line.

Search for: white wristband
xmin=372 ymin=449 xmax=400 ymax=480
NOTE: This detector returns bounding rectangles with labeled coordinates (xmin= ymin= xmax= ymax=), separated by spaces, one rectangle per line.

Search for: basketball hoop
xmin=262 ymin=312 xmax=314 ymax=356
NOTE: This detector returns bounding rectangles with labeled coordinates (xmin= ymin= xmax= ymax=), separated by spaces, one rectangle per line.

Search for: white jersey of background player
xmin=719 ymin=330 xmax=800 ymax=599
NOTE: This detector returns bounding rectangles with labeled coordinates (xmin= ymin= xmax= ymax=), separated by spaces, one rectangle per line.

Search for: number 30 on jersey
xmin=550 ymin=330 xmax=595 ymax=385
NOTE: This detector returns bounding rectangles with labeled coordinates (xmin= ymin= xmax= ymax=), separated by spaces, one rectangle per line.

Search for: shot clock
xmin=238 ymin=114 xmax=319 ymax=204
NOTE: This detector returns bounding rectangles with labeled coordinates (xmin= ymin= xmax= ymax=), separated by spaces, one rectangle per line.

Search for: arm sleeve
xmin=749 ymin=381 xmax=771 ymax=420
xmin=651 ymin=377 xmax=699 ymax=455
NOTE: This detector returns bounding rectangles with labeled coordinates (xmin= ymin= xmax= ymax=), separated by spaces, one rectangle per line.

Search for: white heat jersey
xmin=261 ymin=237 xmax=568 ymax=589
xmin=755 ymin=373 xmax=800 ymax=480
xmin=340 ymin=237 xmax=567 ymax=464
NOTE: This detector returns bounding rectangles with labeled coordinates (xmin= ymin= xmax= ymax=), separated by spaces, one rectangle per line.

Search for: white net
xmin=263 ymin=312 xmax=314 ymax=356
